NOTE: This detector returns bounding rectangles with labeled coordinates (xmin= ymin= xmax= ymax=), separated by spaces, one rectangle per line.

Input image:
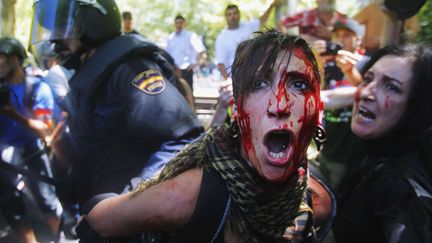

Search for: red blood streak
xmin=298 ymin=116 xmax=304 ymax=123
xmin=285 ymin=43 xmax=321 ymax=176
xmin=236 ymin=97 xmax=255 ymax=158
xmin=276 ymin=76 xmax=291 ymax=116
xmin=293 ymin=48 xmax=320 ymax=93
xmin=384 ymin=96 xmax=390 ymax=109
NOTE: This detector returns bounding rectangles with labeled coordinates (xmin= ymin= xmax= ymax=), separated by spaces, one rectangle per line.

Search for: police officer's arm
xmin=110 ymin=60 xmax=173 ymax=138
xmin=86 ymin=168 xmax=203 ymax=237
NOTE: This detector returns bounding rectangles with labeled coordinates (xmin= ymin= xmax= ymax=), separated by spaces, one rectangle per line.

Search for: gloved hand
xmin=76 ymin=216 xmax=106 ymax=243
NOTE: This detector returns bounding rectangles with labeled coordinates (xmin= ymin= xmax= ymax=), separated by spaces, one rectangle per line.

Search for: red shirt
xmin=282 ymin=8 xmax=347 ymax=40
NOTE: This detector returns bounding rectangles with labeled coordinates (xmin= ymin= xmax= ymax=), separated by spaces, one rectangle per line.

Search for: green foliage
xmin=14 ymin=0 xmax=33 ymax=47
xmin=416 ymin=0 xmax=432 ymax=43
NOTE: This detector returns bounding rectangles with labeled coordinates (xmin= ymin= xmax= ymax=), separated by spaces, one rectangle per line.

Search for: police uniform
xmin=63 ymin=34 xmax=203 ymax=207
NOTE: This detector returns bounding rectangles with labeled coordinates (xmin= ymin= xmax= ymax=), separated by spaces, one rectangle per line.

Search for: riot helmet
xmin=30 ymin=41 xmax=58 ymax=70
xmin=30 ymin=0 xmax=121 ymax=47
xmin=0 ymin=37 xmax=28 ymax=64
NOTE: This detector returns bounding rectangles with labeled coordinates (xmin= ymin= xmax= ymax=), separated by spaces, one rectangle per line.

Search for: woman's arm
xmin=87 ymin=168 xmax=203 ymax=237
xmin=321 ymin=87 xmax=357 ymax=111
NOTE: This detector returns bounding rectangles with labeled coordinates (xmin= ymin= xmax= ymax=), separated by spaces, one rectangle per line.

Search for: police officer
xmin=30 ymin=1 xmax=203 ymax=238
xmin=0 ymin=37 xmax=62 ymax=243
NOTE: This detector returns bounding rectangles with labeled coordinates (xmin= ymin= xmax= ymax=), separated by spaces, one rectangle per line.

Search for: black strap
xmin=0 ymin=147 xmax=55 ymax=185
xmin=76 ymin=217 xmax=106 ymax=243
xmin=165 ymin=168 xmax=231 ymax=243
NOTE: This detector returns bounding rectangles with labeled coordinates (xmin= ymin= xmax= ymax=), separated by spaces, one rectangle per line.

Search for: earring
xmin=313 ymin=125 xmax=326 ymax=151
xmin=228 ymin=120 xmax=240 ymax=138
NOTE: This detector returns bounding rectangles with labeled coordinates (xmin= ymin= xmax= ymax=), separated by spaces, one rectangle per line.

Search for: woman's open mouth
xmin=358 ymin=106 xmax=376 ymax=121
xmin=264 ymin=130 xmax=294 ymax=166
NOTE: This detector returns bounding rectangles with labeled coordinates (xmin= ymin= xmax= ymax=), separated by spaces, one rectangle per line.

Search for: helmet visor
xmin=30 ymin=0 xmax=83 ymax=45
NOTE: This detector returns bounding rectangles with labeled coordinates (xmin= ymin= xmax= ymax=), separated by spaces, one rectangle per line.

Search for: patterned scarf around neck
xmin=133 ymin=125 xmax=312 ymax=242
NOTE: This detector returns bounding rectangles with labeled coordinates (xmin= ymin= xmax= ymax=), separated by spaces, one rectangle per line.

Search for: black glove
xmin=78 ymin=193 xmax=119 ymax=243
xmin=76 ymin=217 xmax=106 ymax=243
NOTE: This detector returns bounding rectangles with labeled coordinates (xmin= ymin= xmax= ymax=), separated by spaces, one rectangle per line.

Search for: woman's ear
xmin=229 ymin=98 xmax=238 ymax=124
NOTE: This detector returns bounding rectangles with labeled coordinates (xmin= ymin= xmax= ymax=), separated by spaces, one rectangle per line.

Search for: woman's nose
xmin=359 ymin=81 xmax=376 ymax=101
xmin=267 ymin=87 xmax=291 ymax=118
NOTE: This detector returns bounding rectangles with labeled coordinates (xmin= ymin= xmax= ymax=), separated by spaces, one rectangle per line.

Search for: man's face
xmin=316 ymin=0 xmax=335 ymax=13
xmin=123 ymin=17 xmax=132 ymax=32
xmin=332 ymin=28 xmax=358 ymax=53
xmin=226 ymin=8 xmax=240 ymax=28
xmin=175 ymin=19 xmax=185 ymax=33
xmin=233 ymin=48 xmax=320 ymax=182
xmin=53 ymin=39 xmax=81 ymax=60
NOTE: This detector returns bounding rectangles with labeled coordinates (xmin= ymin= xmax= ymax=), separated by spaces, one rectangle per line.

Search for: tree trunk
xmin=1 ymin=0 xmax=16 ymax=37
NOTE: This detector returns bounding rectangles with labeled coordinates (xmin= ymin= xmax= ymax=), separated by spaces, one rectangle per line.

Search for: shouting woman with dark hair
xmin=333 ymin=44 xmax=432 ymax=243
xmin=81 ymin=30 xmax=327 ymax=242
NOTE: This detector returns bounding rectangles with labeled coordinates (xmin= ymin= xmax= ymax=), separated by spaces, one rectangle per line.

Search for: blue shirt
xmin=0 ymin=76 xmax=54 ymax=146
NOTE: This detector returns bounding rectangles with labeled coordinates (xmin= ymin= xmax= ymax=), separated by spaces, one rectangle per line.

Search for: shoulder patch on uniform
xmin=131 ymin=70 xmax=166 ymax=95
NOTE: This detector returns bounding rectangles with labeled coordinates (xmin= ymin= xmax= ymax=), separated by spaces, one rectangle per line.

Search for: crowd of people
xmin=0 ymin=0 xmax=430 ymax=242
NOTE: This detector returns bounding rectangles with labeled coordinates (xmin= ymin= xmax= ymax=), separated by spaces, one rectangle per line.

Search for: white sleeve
xmin=189 ymin=32 xmax=206 ymax=64
xmin=246 ymin=19 xmax=260 ymax=32
xmin=190 ymin=32 xmax=206 ymax=53
xmin=215 ymin=32 xmax=226 ymax=65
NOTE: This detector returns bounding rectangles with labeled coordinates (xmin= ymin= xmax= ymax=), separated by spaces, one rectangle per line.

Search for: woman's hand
xmin=336 ymin=50 xmax=363 ymax=86
xmin=336 ymin=50 xmax=361 ymax=74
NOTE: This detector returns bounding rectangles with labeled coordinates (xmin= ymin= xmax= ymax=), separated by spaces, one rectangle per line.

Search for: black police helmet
xmin=30 ymin=0 xmax=121 ymax=47
xmin=0 ymin=37 xmax=27 ymax=64
xmin=78 ymin=0 xmax=121 ymax=46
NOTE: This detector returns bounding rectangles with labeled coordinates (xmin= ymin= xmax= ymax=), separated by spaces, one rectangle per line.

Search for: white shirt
xmin=215 ymin=20 xmax=260 ymax=74
xmin=166 ymin=29 xmax=206 ymax=69
xmin=43 ymin=65 xmax=73 ymax=100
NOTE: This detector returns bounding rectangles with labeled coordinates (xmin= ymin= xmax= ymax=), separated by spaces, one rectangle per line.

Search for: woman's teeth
xmin=270 ymin=151 xmax=286 ymax=159
xmin=359 ymin=107 xmax=375 ymax=119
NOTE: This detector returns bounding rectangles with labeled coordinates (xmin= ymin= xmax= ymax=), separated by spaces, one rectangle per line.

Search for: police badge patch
xmin=131 ymin=70 xmax=166 ymax=95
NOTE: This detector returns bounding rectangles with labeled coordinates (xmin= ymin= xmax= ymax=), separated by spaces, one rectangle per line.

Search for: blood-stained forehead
xmin=272 ymin=47 xmax=320 ymax=91
xmin=294 ymin=48 xmax=319 ymax=88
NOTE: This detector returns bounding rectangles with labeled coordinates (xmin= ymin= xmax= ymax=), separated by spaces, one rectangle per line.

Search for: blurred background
xmin=2 ymin=0 xmax=431 ymax=59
